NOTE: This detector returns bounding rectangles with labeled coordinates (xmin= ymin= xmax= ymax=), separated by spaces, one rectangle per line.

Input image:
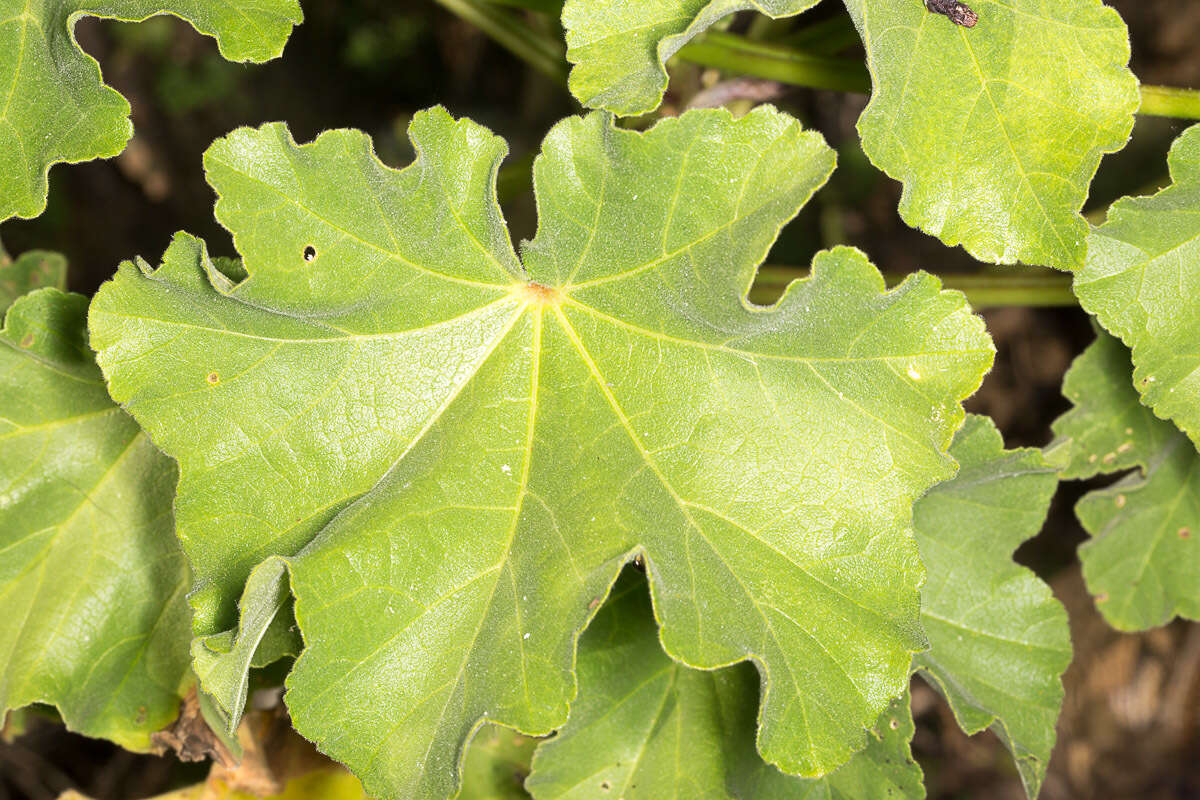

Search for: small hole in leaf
xmin=889 ymin=718 xmax=899 ymax=730
xmin=303 ymin=245 xmax=317 ymax=262
xmin=206 ymin=371 xmax=220 ymax=385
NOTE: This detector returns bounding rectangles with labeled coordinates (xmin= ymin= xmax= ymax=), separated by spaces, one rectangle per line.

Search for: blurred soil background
xmin=2 ymin=1 xmax=1199 ymax=798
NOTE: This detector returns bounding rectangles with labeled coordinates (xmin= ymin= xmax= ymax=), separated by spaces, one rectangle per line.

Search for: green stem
xmin=677 ymin=31 xmax=870 ymax=94
xmin=678 ymin=31 xmax=1200 ymax=121
xmin=433 ymin=0 xmax=567 ymax=85
xmin=1137 ymin=84 xmax=1200 ymax=121
xmin=750 ymin=267 xmax=1076 ymax=308
xmin=480 ymin=0 xmax=564 ymax=13
xmin=777 ymin=15 xmax=861 ymax=56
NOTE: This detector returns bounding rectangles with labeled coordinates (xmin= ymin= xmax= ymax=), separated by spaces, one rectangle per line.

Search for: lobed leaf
xmin=1049 ymin=331 xmax=1200 ymax=630
xmin=561 ymin=0 xmax=1139 ymax=270
xmin=912 ymin=414 xmax=1068 ymax=798
xmin=0 ymin=286 xmax=189 ymax=750
xmin=0 ymin=0 xmax=303 ymax=223
xmin=526 ymin=567 xmax=923 ymax=800
xmin=89 ymin=106 xmax=993 ymax=798
xmin=1074 ymin=124 xmax=1200 ymax=445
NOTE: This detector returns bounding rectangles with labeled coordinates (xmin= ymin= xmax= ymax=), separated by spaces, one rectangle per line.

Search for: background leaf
xmin=912 ymin=415 xmax=1068 ymax=798
xmin=0 ymin=249 xmax=67 ymax=310
xmin=526 ymin=567 xmax=923 ymax=800
xmin=1074 ymin=123 xmax=1200 ymax=445
xmin=562 ymin=0 xmax=819 ymax=116
xmin=0 ymin=287 xmax=189 ymax=750
xmin=458 ymin=724 xmax=537 ymax=800
xmin=89 ymin=106 xmax=992 ymax=798
xmin=0 ymin=0 xmax=303 ymax=223
xmin=561 ymin=0 xmax=1139 ymax=269
xmin=1048 ymin=331 xmax=1200 ymax=630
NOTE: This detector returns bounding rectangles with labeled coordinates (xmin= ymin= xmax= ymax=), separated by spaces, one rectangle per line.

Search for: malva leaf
xmin=1074 ymin=124 xmax=1200 ymax=445
xmin=561 ymin=0 xmax=1139 ymax=270
xmin=0 ymin=0 xmax=303 ymax=223
xmin=88 ymin=105 xmax=994 ymax=798
xmin=1048 ymin=330 xmax=1200 ymax=630
xmin=525 ymin=567 xmax=923 ymax=800
xmin=0 ymin=286 xmax=190 ymax=750
xmin=0 ymin=248 xmax=67 ymax=310
xmin=912 ymin=414 xmax=1068 ymax=798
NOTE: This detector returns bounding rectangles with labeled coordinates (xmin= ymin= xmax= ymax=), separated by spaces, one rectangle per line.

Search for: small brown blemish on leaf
xmin=515 ymin=281 xmax=561 ymax=305
xmin=19 ymin=333 xmax=34 ymax=348
xmin=600 ymin=781 xmax=611 ymax=791
xmin=1096 ymin=592 xmax=1109 ymax=603
xmin=1115 ymin=494 xmax=1126 ymax=509
xmin=1181 ymin=528 xmax=1192 ymax=539
xmin=1125 ymin=427 xmax=1133 ymax=435
xmin=1088 ymin=453 xmax=1098 ymax=464
xmin=1102 ymin=452 xmax=1116 ymax=464
xmin=303 ymin=245 xmax=317 ymax=263
xmin=889 ymin=718 xmax=899 ymax=730
xmin=925 ymin=0 xmax=978 ymax=27
xmin=589 ymin=597 xmax=602 ymax=611
xmin=206 ymin=371 xmax=220 ymax=386
xmin=1117 ymin=442 xmax=1133 ymax=454
xmin=136 ymin=706 xmax=147 ymax=724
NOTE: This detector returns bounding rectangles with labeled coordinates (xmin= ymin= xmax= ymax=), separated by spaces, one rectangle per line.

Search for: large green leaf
xmin=0 ymin=287 xmax=189 ymax=750
xmin=1048 ymin=331 xmax=1200 ymax=630
xmin=1074 ymin=124 xmax=1200 ymax=445
xmin=89 ymin=106 xmax=993 ymax=798
xmin=526 ymin=567 xmax=923 ymax=799
xmin=0 ymin=248 xmax=67 ymax=310
xmin=912 ymin=414 xmax=1067 ymax=798
xmin=0 ymin=0 xmax=303 ymax=223
xmin=561 ymin=0 xmax=1138 ymax=270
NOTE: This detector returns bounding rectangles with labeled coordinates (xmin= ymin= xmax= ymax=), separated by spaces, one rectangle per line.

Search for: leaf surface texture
xmin=0 ymin=287 xmax=189 ymax=749
xmin=89 ymin=106 xmax=993 ymax=798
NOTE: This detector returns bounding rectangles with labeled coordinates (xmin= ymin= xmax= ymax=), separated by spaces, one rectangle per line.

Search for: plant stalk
xmin=678 ymin=32 xmax=871 ymax=94
xmin=750 ymin=267 xmax=1077 ymax=308
xmin=433 ymin=0 xmax=567 ymax=85
xmin=1137 ymin=84 xmax=1200 ymax=121
xmin=678 ymin=31 xmax=1200 ymax=121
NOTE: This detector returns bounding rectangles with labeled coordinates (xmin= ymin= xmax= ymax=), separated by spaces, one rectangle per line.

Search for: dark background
xmin=2 ymin=1 xmax=1199 ymax=798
